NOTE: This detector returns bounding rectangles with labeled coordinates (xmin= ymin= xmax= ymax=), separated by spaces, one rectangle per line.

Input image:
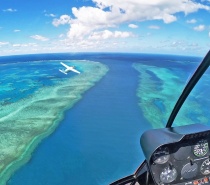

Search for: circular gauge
xmin=181 ymin=163 xmax=198 ymax=179
xmin=160 ymin=166 xmax=177 ymax=183
xmin=153 ymin=146 xmax=170 ymax=164
xmin=201 ymin=158 xmax=210 ymax=175
xmin=193 ymin=139 xmax=209 ymax=157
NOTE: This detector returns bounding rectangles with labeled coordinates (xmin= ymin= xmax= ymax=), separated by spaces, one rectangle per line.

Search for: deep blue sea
xmin=0 ymin=53 xmax=207 ymax=185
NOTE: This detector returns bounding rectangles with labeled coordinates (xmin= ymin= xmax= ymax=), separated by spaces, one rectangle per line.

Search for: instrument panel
xmin=150 ymin=133 xmax=210 ymax=185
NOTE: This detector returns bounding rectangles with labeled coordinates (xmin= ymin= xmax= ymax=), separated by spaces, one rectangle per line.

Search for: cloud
xmin=13 ymin=43 xmax=37 ymax=47
xmin=3 ymin=8 xmax=17 ymax=12
xmin=209 ymin=32 xmax=210 ymax=37
xmin=92 ymin=0 xmax=210 ymax=21
xmin=201 ymin=0 xmax=210 ymax=3
xmin=43 ymin=10 xmax=56 ymax=17
xmin=59 ymin=34 xmax=65 ymax=38
xmin=66 ymin=6 xmax=117 ymax=39
xmin=186 ymin=19 xmax=197 ymax=24
xmin=0 ymin=42 xmax=9 ymax=46
xmin=193 ymin=25 xmax=205 ymax=31
xmin=57 ymin=37 xmax=129 ymax=52
xmin=55 ymin=0 xmax=209 ymax=40
xmin=148 ymin=25 xmax=160 ymax=29
xmin=14 ymin=29 xmax=20 ymax=32
xmin=169 ymin=40 xmax=202 ymax=53
xmin=52 ymin=15 xmax=71 ymax=27
xmin=45 ymin=13 xmax=56 ymax=17
xmin=88 ymin=30 xmax=134 ymax=40
xmin=30 ymin=35 xmax=49 ymax=41
xmin=128 ymin=24 xmax=138 ymax=28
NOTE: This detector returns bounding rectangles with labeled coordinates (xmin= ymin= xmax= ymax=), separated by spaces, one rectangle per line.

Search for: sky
xmin=0 ymin=0 xmax=210 ymax=56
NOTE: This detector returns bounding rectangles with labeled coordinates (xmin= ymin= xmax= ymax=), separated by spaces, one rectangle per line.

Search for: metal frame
xmin=166 ymin=50 xmax=210 ymax=128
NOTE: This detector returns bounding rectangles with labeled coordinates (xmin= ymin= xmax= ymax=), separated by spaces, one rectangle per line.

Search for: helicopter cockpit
xmin=110 ymin=50 xmax=210 ymax=185
xmin=141 ymin=124 xmax=210 ymax=185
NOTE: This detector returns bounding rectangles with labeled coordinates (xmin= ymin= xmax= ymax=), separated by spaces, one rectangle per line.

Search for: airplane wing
xmin=59 ymin=69 xmax=67 ymax=75
xmin=60 ymin=62 xmax=80 ymax=74
xmin=60 ymin=62 xmax=70 ymax=69
xmin=70 ymin=68 xmax=81 ymax=74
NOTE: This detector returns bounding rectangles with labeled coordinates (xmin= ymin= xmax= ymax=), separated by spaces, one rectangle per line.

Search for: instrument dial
xmin=201 ymin=158 xmax=210 ymax=175
xmin=153 ymin=146 xmax=170 ymax=164
xmin=181 ymin=163 xmax=198 ymax=179
xmin=193 ymin=139 xmax=209 ymax=157
xmin=160 ymin=166 xmax=177 ymax=183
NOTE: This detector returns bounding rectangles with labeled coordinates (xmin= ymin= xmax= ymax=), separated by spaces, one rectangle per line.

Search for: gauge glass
xmin=201 ymin=159 xmax=210 ymax=175
xmin=193 ymin=139 xmax=209 ymax=157
xmin=181 ymin=163 xmax=198 ymax=179
xmin=160 ymin=166 xmax=177 ymax=183
xmin=153 ymin=146 xmax=170 ymax=164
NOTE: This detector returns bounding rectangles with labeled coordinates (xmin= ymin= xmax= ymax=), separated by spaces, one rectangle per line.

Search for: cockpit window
xmin=173 ymin=66 xmax=210 ymax=127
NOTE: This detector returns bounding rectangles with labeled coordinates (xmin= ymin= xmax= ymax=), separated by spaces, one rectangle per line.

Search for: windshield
xmin=0 ymin=1 xmax=210 ymax=185
xmin=173 ymin=60 xmax=210 ymax=127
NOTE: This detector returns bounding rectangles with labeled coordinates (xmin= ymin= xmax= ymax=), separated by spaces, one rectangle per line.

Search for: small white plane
xmin=59 ymin=62 xmax=80 ymax=75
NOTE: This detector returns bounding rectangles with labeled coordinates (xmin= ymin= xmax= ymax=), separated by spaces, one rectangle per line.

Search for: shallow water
xmin=0 ymin=53 xmax=208 ymax=185
xmin=0 ymin=59 xmax=108 ymax=185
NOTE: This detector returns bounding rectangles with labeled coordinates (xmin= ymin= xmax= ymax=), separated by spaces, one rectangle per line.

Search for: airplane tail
xmin=59 ymin=69 xmax=67 ymax=75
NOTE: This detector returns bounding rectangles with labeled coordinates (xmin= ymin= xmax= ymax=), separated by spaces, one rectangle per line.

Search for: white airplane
xmin=59 ymin=62 xmax=80 ymax=75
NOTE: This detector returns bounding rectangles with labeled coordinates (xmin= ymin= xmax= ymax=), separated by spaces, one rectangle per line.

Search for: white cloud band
xmin=30 ymin=35 xmax=49 ymax=41
xmin=52 ymin=0 xmax=210 ymax=40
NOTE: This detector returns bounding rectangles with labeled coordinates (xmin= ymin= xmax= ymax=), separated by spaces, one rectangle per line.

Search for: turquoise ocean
xmin=0 ymin=53 xmax=208 ymax=185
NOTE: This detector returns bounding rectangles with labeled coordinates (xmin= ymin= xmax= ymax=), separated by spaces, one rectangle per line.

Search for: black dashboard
xmin=140 ymin=124 xmax=210 ymax=185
